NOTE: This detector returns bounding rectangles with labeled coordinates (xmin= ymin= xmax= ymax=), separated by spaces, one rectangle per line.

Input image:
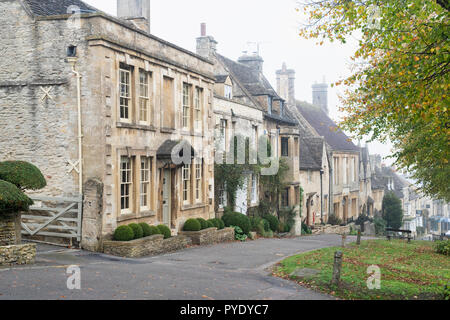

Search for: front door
xmin=162 ymin=169 xmax=171 ymax=227
xmin=235 ymin=178 xmax=248 ymax=215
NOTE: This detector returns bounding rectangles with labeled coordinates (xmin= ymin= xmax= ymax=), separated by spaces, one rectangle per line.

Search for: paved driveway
xmin=0 ymin=234 xmax=353 ymax=300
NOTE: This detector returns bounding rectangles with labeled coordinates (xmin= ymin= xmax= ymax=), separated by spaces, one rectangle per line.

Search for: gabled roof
xmin=300 ymin=138 xmax=325 ymax=170
xmin=24 ymin=0 xmax=98 ymax=16
xmin=215 ymin=75 xmax=229 ymax=83
xmin=296 ymin=100 xmax=360 ymax=153
xmin=371 ymin=165 xmax=409 ymax=198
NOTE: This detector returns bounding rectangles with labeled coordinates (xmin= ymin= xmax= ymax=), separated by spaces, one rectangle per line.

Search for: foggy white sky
xmin=84 ymin=0 xmax=394 ymax=164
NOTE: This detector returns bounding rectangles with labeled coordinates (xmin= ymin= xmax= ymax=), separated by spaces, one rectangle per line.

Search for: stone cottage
xmin=195 ymin=24 xmax=264 ymax=216
xmin=0 ymin=0 xmax=216 ymax=251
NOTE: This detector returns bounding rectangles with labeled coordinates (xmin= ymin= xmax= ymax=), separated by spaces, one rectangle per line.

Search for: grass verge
xmin=272 ymin=239 xmax=449 ymax=300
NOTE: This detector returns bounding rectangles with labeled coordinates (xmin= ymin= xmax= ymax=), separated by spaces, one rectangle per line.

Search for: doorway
xmin=162 ymin=169 xmax=171 ymax=227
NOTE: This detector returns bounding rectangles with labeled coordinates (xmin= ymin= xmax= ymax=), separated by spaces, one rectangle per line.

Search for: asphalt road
xmin=0 ymin=234 xmax=352 ymax=300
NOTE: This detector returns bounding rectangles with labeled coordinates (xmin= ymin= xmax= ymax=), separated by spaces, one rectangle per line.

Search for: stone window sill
xmin=116 ymin=122 xmax=157 ymax=132
xmin=117 ymin=210 xmax=156 ymax=222
xmin=181 ymin=203 xmax=207 ymax=211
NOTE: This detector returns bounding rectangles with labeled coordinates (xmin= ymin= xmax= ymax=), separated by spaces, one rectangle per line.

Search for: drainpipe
xmin=67 ymin=57 xmax=83 ymax=195
xmin=320 ymin=169 xmax=324 ymax=224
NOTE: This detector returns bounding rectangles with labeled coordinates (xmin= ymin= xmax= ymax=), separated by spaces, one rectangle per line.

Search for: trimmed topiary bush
xmin=208 ymin=218 xmax=219 ymax=229
xmin=221 ymin=212 xmax=251 ymax=234
xmin=129 ymin=223 xmax=143 ymax=239
xmin=264 ymin=214 xmax=279 ymax=232
xmin=139 ymin=223 xmax=153 ymax=237
xmin=157 ymin=224 xmax=171 ymax=239
xmin=250 ymin=216 xmax=262 ymax=232
xmin=0 ymin=180 xmax=33 ymax=213
xmin=0 ymin=161 xmax=46 ymax=191
xmin=149 ymin=225 xmax=161 ymax=236
xmin=114 ymin=225 xmax=134 ymax=241
xmin=183 ymin=219 xmax=201 ymax=232
xmin=197 ymin=218 xmax=209 ymax=230
xmin=217 ymin=218 xmax=225 ymax=230
xmin=206 ymin=220 xmax=215 ymax=228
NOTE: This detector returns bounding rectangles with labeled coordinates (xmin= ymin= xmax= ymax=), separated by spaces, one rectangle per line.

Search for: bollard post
xmin=341 ymin=234 xmax=347 ymax=248
xmin=357 ymin=231 xmax=361 ymax=245
xmin=331 ymin=251 xmax=343 ymax=286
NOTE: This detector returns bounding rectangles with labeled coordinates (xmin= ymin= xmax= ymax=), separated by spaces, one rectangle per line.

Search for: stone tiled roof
xmin=300 ymin=138 xmax=324 ymax=170
xmin=371 ymin=166 xmax=409 ymax=198
xmin=215 ymin=75 xmax=229 ymax=83
xmin=295 ymin=100 xmax=360 ymax=153
xmin=24 ymin=0 xmax=98 ymax=16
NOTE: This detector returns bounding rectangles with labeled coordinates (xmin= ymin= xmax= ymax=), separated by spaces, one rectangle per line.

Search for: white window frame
xmin=182 ymin=83 xmax=190 ymax=130
xmin=195 ymin=162 xmax=202 ymax=203
xmin=218 ymin=183 xmax=227 ymax=209
xmin=182 ymin=164 xmax=191 ymax=204
xmin=139 ymin=70 xmax=150 ymax=124
xmin=120 ymin=156 xmax=133 ymax=214
xmin=194 ymin=87 xmax=202 ymax=131
xmin=119 ymin=68 xmax=131 ymax=122
xmin=140 ymin=157 xmax=151 ymax=211
xmin=224 ymin=85 xmax=233 ymax=99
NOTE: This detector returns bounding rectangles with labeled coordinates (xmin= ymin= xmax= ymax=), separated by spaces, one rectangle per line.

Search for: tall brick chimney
xmin=196 ymin=23 xmax=217 ymax=60
xmin=276 ymin=63 xmax=296 ymax=106
xmin=117 ymin=0 xmax=151 ymax=34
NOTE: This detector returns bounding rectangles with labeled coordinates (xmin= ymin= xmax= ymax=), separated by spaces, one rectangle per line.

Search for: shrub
xmin=197 ymin=218 xmax=209 ymax=230
xmin=0 ymin=161 xmax=46 ymax=190
xmin=183 ymin=219 xmax=201 ymax=232
xmin=128 ymin=223 xmax=143 ymax=239
xmin=328 ymin=214 xmax=342 ymax=226
xmin=207 ymin=220 xmax=215 ymax=228
xmin=138 ymin=223 xmax=153 ymax=237
xmin=264 ymin=214 xmax=279 ymax=232
xmin=278 ymin=222 xmax=286 ymax=233
xmin=208 ymin=218 xmax=221 ymax=229
xmin=114 ymin=225 xmax=134 ymax=241
xmin=222 ymin=212 xmax=251 ymax=234
xmin=149 ymin=225 xmax=161 ymax=236
xmin=157 ymin=224 xmax=171 ymax=239
xmin=435 ymin=240 xmax=450 ymax=256
xmin=443 ymin=283 xmax=450 ymax=300
xmin=0 ymin=180 xmax=33 ymax=213
xmin=302 ymin=222 xmax=312 ymax=235
xmin=217 ymin=218 xmax=225 ymax=230
xmin=250 ymin=216 xmax=262 ymax=232
xmin=233 ymin=226 xmax=247 ymax=241
xmin=374 ymin=217 xmax=387 ymax=236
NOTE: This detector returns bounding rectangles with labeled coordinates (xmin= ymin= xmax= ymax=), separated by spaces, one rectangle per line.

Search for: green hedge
xmin=264 ymin=215 xmax=279 ymax=232
xmin=149 ymin=226 xmax=162 ymax=236
xmin=139 ymin=223 xmax=153 ymax=237
xmin=114 ymin=225 xmax=134 ymax=241
xmin=129 ymin=223 xmax=143 ymax=239
xmin=183 ymin=219 xmax=201 ymax=232
xmin=207 ymin=220 xmax=215 ymax=228
xmin=221 ymin=212 xmax=250 ymax=234
xmin=197 ymin=218 xmax=209 ymax=230
xmin=0 ymin=180 xmax=33 ymax=213
xmin=435 ymin=240 xmax=450 ymax=256
xmin=0 ymin=161 xmax=46 ymax=190
xmin=157 ymin=225 xmax=171 ymax=239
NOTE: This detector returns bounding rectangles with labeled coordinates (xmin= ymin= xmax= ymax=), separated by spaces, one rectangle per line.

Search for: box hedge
xmin=0 ymin=161 xmax=46 ymax=190
xmin=183 ymin=219 xmax=201 ymax=232
xmin=139 ymin=223 xmax=153 ymax=237
xmin=221 ymin=212 xmax=250 ymax=234
xmin=0 ymin=180 xmax=34 ymax=213
xmin=157 ymin=224 xmax=171 ymax=239
xmin=114 ymin=225 xmax=134 ymax=242
xmin=129 ymin=223 xmax=144 ymax=239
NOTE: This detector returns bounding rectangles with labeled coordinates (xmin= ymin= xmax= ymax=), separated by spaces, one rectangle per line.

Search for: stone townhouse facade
xmin=194 ymin=27 xmax=300 ymax=223
xmin=275 ymin=64 xmax=330 ymax=226
xmin=0 ymin=0 xmax=216 ymax=251
xmin=296 ymin=96 xmax=360 ymax=224
xmin=195 ymin=26 xmax=264 ymax=215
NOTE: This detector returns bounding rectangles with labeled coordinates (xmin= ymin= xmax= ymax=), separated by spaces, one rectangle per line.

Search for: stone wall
xmin=103 ymin=234 xmax=192 ymax=258
xmin=311 ymin=224 xmax=351 ymax=235
xmin=0 ymin=243 xmax=36 ymax=266
xmin=0 ymin=213 xmax=21 ymax=246
xmin=179 ymin=227 xmax=235 ymax=246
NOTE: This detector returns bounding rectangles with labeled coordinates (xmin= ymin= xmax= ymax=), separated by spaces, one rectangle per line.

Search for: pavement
xmin=0 ymin=234 xmax=356 ymax=300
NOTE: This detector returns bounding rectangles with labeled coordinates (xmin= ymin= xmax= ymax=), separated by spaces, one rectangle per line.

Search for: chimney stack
xmin=238 ymin=53 xmax=264 ymax=74
xmin=276 ymin=62 xmax=296 ymax=106
xmin=196 ymin=23 xmax=217 ymax=60
xmin=117 ymin=0 xmax=151 ymax=34
xmin=312 ymin=79 xmax=329 ymax=115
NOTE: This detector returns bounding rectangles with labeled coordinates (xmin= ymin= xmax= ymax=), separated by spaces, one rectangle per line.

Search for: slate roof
xmin=24 ymin=0 xmax=98 ymax=16
xmin=215 ymin=75 xmax=229 ymax=83
xmin=295 ymin=100 xmax=360 ymax=153
xmin=371 ymin=165 xmax=409 ymax=198
xmin=216 ymin=54 xmax=283 ymax=100
xmin=300 ymin=138 xmax=324 ymax=170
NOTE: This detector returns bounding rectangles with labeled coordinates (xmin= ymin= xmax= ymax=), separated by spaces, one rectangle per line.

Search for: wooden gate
xmin=21 ymin=195 xmax=83 ymax=243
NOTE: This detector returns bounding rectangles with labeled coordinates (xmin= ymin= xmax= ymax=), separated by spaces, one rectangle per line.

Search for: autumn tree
xmin=297 ymin=0 xmax=449 ymax=201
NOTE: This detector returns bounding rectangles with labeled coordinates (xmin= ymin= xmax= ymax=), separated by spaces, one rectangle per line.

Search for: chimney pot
xmin=201 ymin=23 xmax=206 ymax=37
